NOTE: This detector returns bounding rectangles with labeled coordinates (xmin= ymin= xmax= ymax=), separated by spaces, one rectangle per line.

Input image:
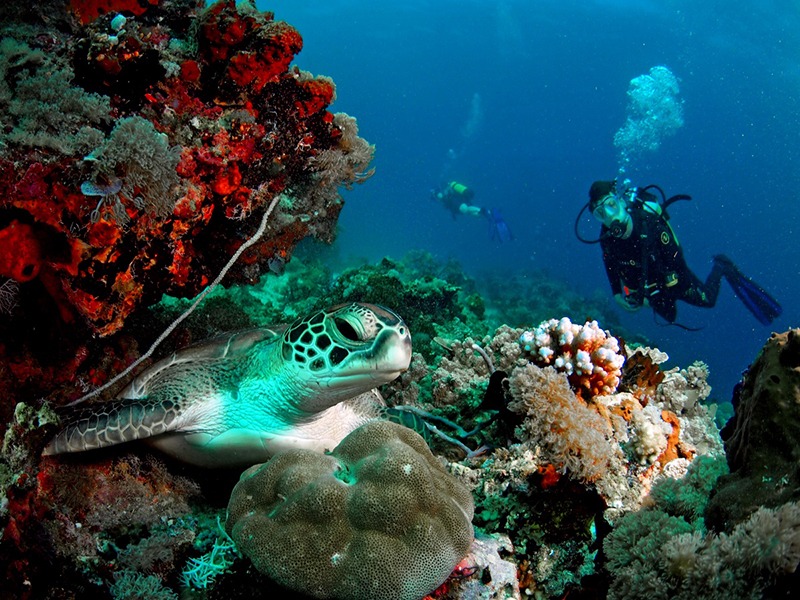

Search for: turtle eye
xmin=335 ymin=318 xmax=361 ymax=342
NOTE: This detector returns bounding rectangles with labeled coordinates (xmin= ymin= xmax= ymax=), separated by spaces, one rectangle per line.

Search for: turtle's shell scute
xmin=121 ymin=327 xmax=285 ymax=400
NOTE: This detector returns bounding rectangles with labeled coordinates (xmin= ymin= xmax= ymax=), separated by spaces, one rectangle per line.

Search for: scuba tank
xmin=447 ymin=181 xmax=474 ymax=200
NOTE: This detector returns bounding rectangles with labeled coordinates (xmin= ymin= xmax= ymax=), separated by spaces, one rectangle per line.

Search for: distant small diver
xmin=431 ymin=181 xmax=513 ymax=242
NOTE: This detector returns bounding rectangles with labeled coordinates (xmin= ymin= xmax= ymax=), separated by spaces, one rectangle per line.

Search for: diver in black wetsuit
xmin=576 ymin=180 xmax=781 ymax=327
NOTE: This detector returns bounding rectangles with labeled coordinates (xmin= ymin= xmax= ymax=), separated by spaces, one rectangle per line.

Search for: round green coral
xmin=225 ymin=420 xmax=475 ymax=600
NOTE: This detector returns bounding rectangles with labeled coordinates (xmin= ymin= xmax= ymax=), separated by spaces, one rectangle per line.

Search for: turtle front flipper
xmin=43 ymin=398 xmax=182 ymax=456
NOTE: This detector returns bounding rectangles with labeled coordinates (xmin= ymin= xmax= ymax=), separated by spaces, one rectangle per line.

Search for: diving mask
xmin=592 ymin=193 xmax=631 ymax=238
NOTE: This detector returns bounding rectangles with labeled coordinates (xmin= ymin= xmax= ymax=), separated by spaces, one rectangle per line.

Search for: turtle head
xmin=281 ymin=303 xmax=412 ymax=407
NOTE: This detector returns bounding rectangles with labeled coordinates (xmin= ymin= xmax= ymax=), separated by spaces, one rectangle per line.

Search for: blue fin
xmin=721 ymin=260 xmax=782 ymax=326
xmin=486 ymin=208 xmax=513 ymax=243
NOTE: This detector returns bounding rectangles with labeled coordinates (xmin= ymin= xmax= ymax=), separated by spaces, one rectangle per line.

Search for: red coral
xmin=227 ymin=25 xmax=303 ymax=93
xmin=180 ymin=59 xmax=202 ymax=84
xmin=0 ymin=0 xmax=368 ymax=420
xmin=212 ymin=162 xmax=243 ymax=195
xmin=297 ymin=77 xmax=336 ymax=117
xmin=198 ymin=0 xmax=263 ymax=61
xmin=0 ymin=221 xmax=43 ymax=282
xmin=198 ymin=1 xmax=303 ymax=95
xmin=69 ymin=0 xmax=159 ymax=25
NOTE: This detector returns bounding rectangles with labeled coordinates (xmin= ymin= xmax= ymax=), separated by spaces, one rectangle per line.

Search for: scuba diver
xmin=575 ymin=180 xmax=782 ymax=327
xmin=431 ymin=181 xmax=513 ymax=242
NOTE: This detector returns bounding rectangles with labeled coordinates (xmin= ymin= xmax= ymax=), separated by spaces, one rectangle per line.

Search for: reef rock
xmin=0 ymin=0 xmax=373 ymax=411
xmin=707 ymin=329 xmax=800 ymax=530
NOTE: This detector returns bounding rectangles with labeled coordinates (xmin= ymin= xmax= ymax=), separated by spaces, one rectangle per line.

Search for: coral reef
xmin=604 ymin=456 xmax=800 ymax=600
xmin=225 ymin=420 xmax=475 ymax=600
xmin=424 ymin=318 xmax=724 ymax=597
xmin=3 ymin=226 xmax=792 ymax=600
xmin=0 ymin=0 xmax=373 ymax=412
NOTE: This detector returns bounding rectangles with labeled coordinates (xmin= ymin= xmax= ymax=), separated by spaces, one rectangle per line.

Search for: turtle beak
xmin=379 ymin=326 xmax=412 ymax=376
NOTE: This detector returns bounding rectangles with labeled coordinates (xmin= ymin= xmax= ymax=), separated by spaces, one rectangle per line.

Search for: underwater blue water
xmin=261 ymin=0 xmax=800 ymax=402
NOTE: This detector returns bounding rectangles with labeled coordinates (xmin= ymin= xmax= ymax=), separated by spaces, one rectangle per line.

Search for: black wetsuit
xmin=599 ymin=190 xmax=725 ymax=323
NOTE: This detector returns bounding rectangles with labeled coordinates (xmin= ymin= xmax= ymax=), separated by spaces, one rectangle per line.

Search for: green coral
xmin=603 ymin=455 xmax=799 ymax=599
xmin=0 ymin=36 xmax=110 ymax=156
xmin=225 ymin=420 xmax=475 ymax=600
xmin=323 ymin=255 xmax=485 ymax=358
xmin=605 ymin=510 xmax=697 ymax=600
xmin=85 ymin=116 xmax=183 ymax=222
xmin=181 ymin=534 xmax=237 ymax=590
xmin=109 ymin=571 xmax=178 ymax=600
xmin=648 ymin=454 xmax=728 ymax=523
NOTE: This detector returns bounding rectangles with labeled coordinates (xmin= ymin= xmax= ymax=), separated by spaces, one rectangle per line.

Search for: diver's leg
xmin=682 ymin=260 xmax=726 ymax=308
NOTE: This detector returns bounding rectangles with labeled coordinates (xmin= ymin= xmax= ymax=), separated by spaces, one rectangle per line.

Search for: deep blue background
xmin=257 ymin=0 xmax=799 ymax=401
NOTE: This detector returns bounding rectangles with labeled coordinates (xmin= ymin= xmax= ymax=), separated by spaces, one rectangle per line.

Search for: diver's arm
xmin=652 ymin=216 xmax=687 ymax=281
xmin=459 ymin=203 xmax=483 ymax=217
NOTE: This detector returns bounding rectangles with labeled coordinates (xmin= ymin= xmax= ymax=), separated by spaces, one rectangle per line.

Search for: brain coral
xmin=225 ymin=420 xmax=475 ymax=600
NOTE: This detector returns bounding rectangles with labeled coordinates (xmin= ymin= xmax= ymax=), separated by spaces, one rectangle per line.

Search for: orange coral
xmin=536 ymin=463 xmax=562 ymax=489
xmin=656 ymin=410 xmax=694 ymax=467
xmin=508 ymin=364 xmax=619 ymax=482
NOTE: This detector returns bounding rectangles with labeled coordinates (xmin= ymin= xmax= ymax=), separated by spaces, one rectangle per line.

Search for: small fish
xmin=81 ymin=178 xmax=123 ymax=197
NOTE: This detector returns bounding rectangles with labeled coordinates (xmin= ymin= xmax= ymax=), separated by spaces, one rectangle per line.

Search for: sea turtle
xmin=43 ymin=303 xmax=412 ymax=468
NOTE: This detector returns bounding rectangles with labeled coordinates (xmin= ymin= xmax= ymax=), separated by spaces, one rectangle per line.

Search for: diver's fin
xmin=717 ymin=256 xmax=782 ymax=326
xmin=486 ymin=208 xmax=513 ymax=243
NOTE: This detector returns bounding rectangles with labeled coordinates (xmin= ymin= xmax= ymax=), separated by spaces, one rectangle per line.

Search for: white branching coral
xmin=519 ymin=317 xmax=625 ymax=398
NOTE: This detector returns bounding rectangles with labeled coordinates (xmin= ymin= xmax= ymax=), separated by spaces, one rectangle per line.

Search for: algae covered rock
xmin=225 ymin=420 xmax=475 ymax=600
xmin=707 ymin=328 xmax=800 ymax=530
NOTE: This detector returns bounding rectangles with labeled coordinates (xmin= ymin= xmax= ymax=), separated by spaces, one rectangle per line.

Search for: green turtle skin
xmin=43 ymin=303 xmax=412 ymax=467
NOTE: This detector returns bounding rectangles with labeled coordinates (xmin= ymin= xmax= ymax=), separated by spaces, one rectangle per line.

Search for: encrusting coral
xmin=225 ymin=420 xmax=475 ymax=600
